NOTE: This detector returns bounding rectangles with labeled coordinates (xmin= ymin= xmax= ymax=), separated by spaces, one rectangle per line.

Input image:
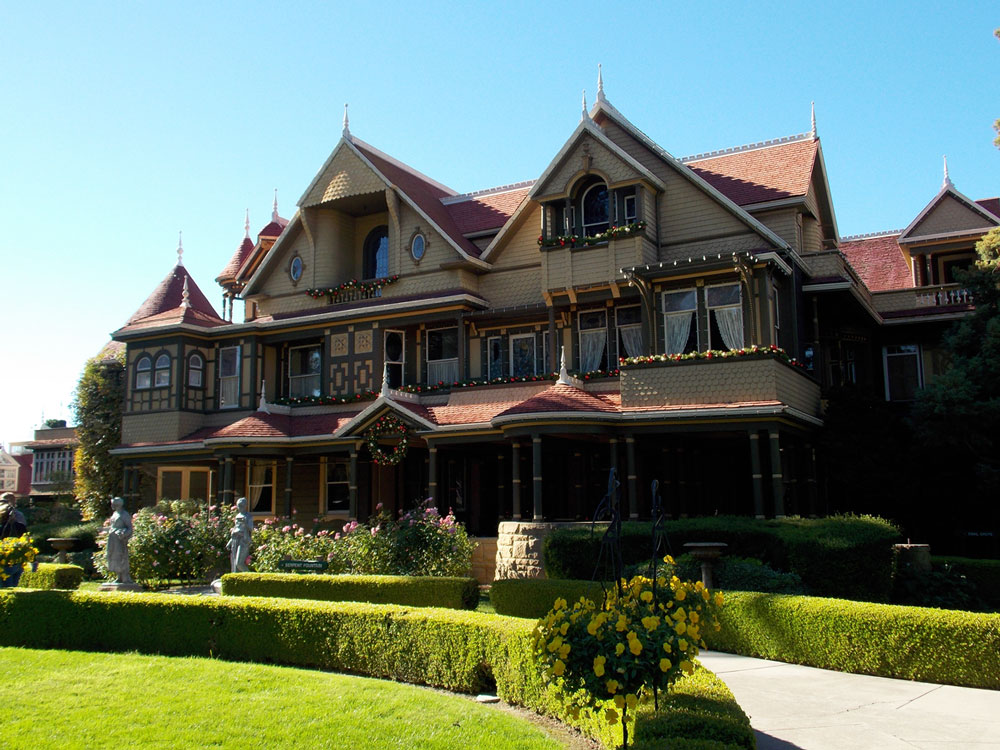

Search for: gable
xmin=301 ymin=144 xmax=388 ymax=208
xmin=533 ymin=130 xmax=655 ymax=200
xmin=905 ymin=193 xmax=999 ymax=240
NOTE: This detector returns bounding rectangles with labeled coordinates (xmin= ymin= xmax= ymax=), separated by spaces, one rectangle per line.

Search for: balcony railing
xmin=306 ymin=276 xmax=399 ymax=305
xmin=915 ymin=286 xmax=973 ymax=307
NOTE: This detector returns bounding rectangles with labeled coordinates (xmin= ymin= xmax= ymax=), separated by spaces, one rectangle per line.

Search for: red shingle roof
xmin=839 ymin=233 xmax=913 ymax=292
xmin=497 ymin=383 xmax=620 ymax=418
xmin=207 ymin=412 xmax=359 ymax=440
xmin=976 ymin=198 xmax=1000 ymax=219
xmin=217 ymin=236 xmax=255 ymax=283
xmin=126 ymin=264 xmax=225 ymax=326
xmin=443 ymin=185 xmax=533 ymax=236
xmin=684 ymin=138 xmax=818 ymax=206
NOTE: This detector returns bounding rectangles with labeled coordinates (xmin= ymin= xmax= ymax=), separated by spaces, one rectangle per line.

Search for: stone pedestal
xmin=495 ymin=521 xmax=602 ymax=580
xmin=98 ymin=582 xmax=144 ymax=592
xmin=894 ymin=543 xmax=932 ymax=572
xmin=47 ymin=538 xmax=76 ymax=564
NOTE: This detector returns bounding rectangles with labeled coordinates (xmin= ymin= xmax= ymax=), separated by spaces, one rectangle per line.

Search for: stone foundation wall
xmin=495 ymin=521 xmax=597 ymax=580
xmin=469 ymin=537 xmax=498 ymax=584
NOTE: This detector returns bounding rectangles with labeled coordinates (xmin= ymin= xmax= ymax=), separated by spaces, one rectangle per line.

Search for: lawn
xmin=1 ymin=647 xmax=563 ymax=750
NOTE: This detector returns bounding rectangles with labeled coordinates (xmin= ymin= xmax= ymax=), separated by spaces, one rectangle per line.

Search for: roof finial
xmin=581 ymin=89 xmax=588 ymax=121
xmin=596 ymin=63 xmax=606 ymax=102
xmin=942 ymin=155 xmax=953 ymax=189
xmin=180 ymin=276 xmax=190 ymax=309
xmin=244 ymin=209 xmax=250 ymax=239
xmin=810 ymin=101 xmax=817 ymax=138
xmin=558 ymin=346 xmax=573 ymax=385
xmin=381 ymin=360 xmax=390 ymax=397
xmin=176 ymin=231 xmax=184 ymax=266
xmin=258 ymin=380 xmax=270 ymax=414
xmin=343 ymin=103 xmax=350 ymax=137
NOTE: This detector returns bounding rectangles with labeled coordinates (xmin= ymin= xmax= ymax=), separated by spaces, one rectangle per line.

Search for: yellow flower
xmin=554 ymin=597 xmax=567 ymax=610
xmin=558 ymin=643 xmax=571 ymax=659
xmin=629 ymin=638 xmax=643 ymax=656
xmin=605 ymin=708 xmax=619 ymax=724
xmin=615 ymin=642 xmax=625 ymax=656
xmin=641 ymin=615 xmax=660 ymax=632
xmin=687 ymin=625 xmax=700 ymax=641
xmin=606 ymin=679 xmax=619 ymax=694
xmin=614 ymin=694 xmax=625 ymax=709
xmin=678 ymin=639 xmax=689 ymax=652
xmin=547 ymin=635 xmax=563 ymax=653
xmin=674 ymin=621 xmax=686 ymax=635
xmin=675 ymin=587 xmax=687 ymax=601
xmin=680 ymin=659 xmax=694 ymax=675
xmin=664 ymin=555 xmax=675 ymax=564
xmin=702 ymin=588 xmax=711 ymax=601
xmin=714 ymin=622 xmax=721 ymax=632
xmin=673 ymin=607 xmax=687 ymax=621
xmin=662 ymin=642 xmax=672 ymax=653
xmin=689 ymin=611 xmax=700 ymax=624
xmin=560 ymin=622 xmax=569 ymax=635
xmin=714 ymin=592 xmax=725 ymax=607
xmin=659 ymin=658 xmax=672 ymax=672
xmin=587 ymin=618 xmax=601 ymax=636
xmin=626 ymin=693 xmax=638 ymax=710
xmin=695 ymin=580 xmax=705 ymax=591
xmin=615 ymin=615 xmax=628 ymax=632
xmin=640 ymin=590 xmax=653 ymax=602
xmin=593 ymin=655 xmax=606 ymax=677
xmin=553 ymin=659 xmax=565 ymax=676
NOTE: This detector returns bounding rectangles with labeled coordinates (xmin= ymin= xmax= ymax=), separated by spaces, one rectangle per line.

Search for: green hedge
xmin=491 ymin=578 xmax=606 ymax=619
xmin=0 ymin=590 xmax=753 ymax=750
xmin=933 ymin=556 xmax=1000 ymax=610
xmin=544 ymin=515 xmax=900 ymax=601
xmin=17 ymin=564 xmax=85 ymax=590
xmin=28 ymin=522 xmax=101 ymax=555
xmin=221 ymin=573 xmax=479 ymax=610
xmin=708 ymin=590 xmax=1000 ymax=690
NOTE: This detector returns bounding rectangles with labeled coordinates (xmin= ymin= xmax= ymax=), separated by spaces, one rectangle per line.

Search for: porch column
xmin=749 ymin=432 xmax=764 ymax=518
xmin=216 ymin=457 xmax=225 ymax=505
xmin=121 ymin=466 xmax=130 ymax=500
xmin=348 ymin=448 xmax=359 ymax=519
xmin=457 ymin=313 xmax=467 ymax=381
xmin=625 ymin=436 xmax=638 ymax=519
xmin=786 ymin=441 xmax=799 ymax=516
xmin=428 ymin=444 xmax=439 ymax=502
xmin=609 ymin=437 xmax=619 ymax=481
xmin=496 ymin=450 xmax=506 ymax=519
xmin=223 ymin=456 xmax=235 ymax=505
xmin=661 ymin=446 xmax=674 ymax=518
xmin=284 ymin=457 xmax=294 ymax=518
xmin=131 ymin=468 xmax=140 ymax=508
xmin=511 ymin=441 xmax=522 ymax=519
xmin=548 ymin=306 xmax=558 ymax=372
xmin=532 ymin=434 xmax=543 ymax=521
xmin=769 ymin=429 xmax=785 ymax=518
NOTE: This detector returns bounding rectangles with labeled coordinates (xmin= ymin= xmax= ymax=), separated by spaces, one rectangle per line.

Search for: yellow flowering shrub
xmin=533 ymin=556 xmax=724 ymax=747
xmin=0 ymin=535 xmax=38 ymax=581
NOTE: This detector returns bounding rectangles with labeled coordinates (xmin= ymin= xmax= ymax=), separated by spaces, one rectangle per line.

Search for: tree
xmin=72 ymin=348 xmax=126 ymax=520
xmin=995 ymin=29 xmax=999 ymax=148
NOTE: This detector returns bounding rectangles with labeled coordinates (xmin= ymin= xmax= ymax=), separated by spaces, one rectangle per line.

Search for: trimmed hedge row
xmin=544 ymin=515 xmax=900 ymax=601
xmin=17 ymin=564 xmax=84 ymax=590
xmin=490 ymin=578 xmax=606 ymax=619
xmin=221 ymin=573 xmax=479 ymax=610
xmin=708 ymin=591 xmax=1000 ymax=690
xmin=933 ymin=556 xmax=1000 ymax=610
xmin=0 ymin=590 xmax=753 ymax=750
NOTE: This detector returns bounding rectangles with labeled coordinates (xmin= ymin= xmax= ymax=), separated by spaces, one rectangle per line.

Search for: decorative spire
xmin=343 ymin=103 xmax=350 ymax=137
xmin=581 ymin=89 xmax=588 ymax=121
xmin=176 ymin=231 xmax=183 ymax=266
xmin=810 ymin=101 xmax=817 ymax=138
xmin=558 ymin=346 xmax=573 ymax=386
xmin=180 ymin=276 xmax=190 ymax=309
xmin=381 ymin=361 xmax=390 ymax=397
xmin=272 ymin=189 xmax=279 ymax=222
xmin=258 ymin=380 xmax=270 ymax=414
xmin=244 ymin=209 xmax=250 ymax=239
xmin=596 ymin=63 xmax=606 ymax=103
xmin=942 ymin=155 xmax=953 ymax=189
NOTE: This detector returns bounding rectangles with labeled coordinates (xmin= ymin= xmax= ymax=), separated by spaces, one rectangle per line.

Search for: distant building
xmin=12 ymin=422 xmax=79 ymax=501
xmin=0 ymin=448 xmax=20 ymax=494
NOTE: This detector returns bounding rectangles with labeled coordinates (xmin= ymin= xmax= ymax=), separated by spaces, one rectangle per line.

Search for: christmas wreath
xmin=365 ymin=414 xmax=411 ymax=466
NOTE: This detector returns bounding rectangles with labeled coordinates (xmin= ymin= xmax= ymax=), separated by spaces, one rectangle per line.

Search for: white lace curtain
xmin=665 ymin=312 xmax=694 ymax=355
xmin=580 ymin=330 xmax=606 ymax=372
xmin=714 ymin=307 xmax=744 ymax=351
xmin=249 ymin=463 xmax=268 ymax=513
xmin=428 ymin=359 xmax=458 ymax=384
xmin=619 ymin=325 xmax=643 ymax=358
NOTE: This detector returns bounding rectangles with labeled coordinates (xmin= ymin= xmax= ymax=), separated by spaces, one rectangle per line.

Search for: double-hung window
xmin=325 ymin=459 xmax=350 ymax=514
xmin=487 ymin=336 xmax=503 ymax=379
xmin=384 ymin=330 xmax=405 ymax=388
xmin=247 ymin=460 xmax=275 ymax=514
xmin=135 ymin=356 xmax=152 ymax=389
xmin=188 ymin=353 xmax=204 ymax=388
xmin=615 ymin=306 xmax=643 ymax=360
xmin=219 ymin=346 xmax=240 ymax=408
xmin=289 ymin=344 xmax=321 ymax=398
xmin=662 ymin=289 xmax=698 ymax=355
xmin=884 ymin=345 xmax=922 ymax=401
xmin=706 ymin=283 xmax=744 ymax=352
xmin=578 ymin=310 xmax=608 ymax=372
xmin=426 ymin=327 xmax=458 ymax=384
xmin=154 ymin=354 xmax=171 ymax=387
xmin=510 ymin=333 xmax=536 ymax=377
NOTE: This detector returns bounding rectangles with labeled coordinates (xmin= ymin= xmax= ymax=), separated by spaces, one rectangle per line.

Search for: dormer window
xmin=580 ymin=180 xmax=609 ymax=236
xmin=154 ymin=354 xmax=171 ymax=387
xmin=363 ymin=225 xmax=389 ymax=279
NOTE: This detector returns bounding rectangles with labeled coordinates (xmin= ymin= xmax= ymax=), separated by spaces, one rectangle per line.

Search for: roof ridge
xmin=440 ymin=180 xmax=536 ymax=204
xmin=680 ymin=133 xmax=814 ymax=163
xmin=840 ymin=229 xmax=903 ymax=241
xmin=350 ymin=136 xmax=458 ymax=196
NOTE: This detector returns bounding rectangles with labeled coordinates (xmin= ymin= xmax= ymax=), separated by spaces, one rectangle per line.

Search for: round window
xmin=410 ymin=233 xmax=425 ymax=261
xmin=290 ymin=256 xmax=303 ymax=282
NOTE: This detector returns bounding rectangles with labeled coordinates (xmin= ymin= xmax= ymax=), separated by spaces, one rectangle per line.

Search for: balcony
xmin=872 ymin=283 xmax=974 ymax=317
xmin=306 ymin=276 xmax=398 ymax=305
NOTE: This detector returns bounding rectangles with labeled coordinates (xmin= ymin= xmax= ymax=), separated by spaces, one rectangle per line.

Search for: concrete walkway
xmin=698 ymin=651 xmax=1000 ymax=750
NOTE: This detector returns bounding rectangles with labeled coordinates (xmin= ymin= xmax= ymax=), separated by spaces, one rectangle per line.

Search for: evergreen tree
xmin=72 ymin=347 xmax=126 ymax=519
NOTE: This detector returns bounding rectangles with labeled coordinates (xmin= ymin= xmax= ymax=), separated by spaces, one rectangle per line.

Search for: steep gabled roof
xmin=217 ymin=236 xmax=256 ymax=283
xmin=839 ymin=231 xmax=912 ymax=292
xmin=899 ymin=182 xmax=1000 ymax=244
xmin=125 ymin=263 xmax=224 ymax=327
xmin=975 ymin=198 xmax=1000 ymax=220
xmin=442 ymin=182 xmax=534 ymax=235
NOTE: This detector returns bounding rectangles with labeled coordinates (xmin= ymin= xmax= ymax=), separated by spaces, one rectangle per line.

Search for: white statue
xmin=106 ymin=497 xmax=134 ymax=584
xmin=226 ymin=497 xmax=253 ymax=573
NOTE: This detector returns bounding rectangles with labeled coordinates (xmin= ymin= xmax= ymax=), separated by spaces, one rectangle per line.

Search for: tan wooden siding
xmin=662 ymin=169 xmax=746 ymax=242
xmin=756 ymin=209 xmax=799 ymax=248
xmin=302 ymin=145 xmax=387 ymax=207
xmin=909 ymin=195 xmax=995 ymax=238
xmin=122 ymin=411 xmax=205 ymax=445
xmin=480 ymin=267 xmax=545 ymax=307
xmin=659 ymin=233 xmax=764 ymax=264
xmin=490 ymin=204 xmax=542 ymax=269
xmin=801 ymin=216 xmax=823 ymax=254
xmin=535 ymin=133 xmax=646 ymax=199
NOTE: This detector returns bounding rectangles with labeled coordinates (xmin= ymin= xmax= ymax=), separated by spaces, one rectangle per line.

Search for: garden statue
xmin=226 ymin=496 xmax=253 ymax=573
xmin=105 ymin=496 xmax=135 ymax=584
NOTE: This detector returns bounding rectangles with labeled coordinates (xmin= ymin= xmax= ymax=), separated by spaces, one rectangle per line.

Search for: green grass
xmin=1 ymin=647 xmax=563 ymax=750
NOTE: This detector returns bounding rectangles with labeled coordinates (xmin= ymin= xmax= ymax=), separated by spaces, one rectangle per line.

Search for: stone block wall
xmin=469 ymin=536 xmax=498 ymax=584
xmin=495 ymin=521 xmax=596 ymax=580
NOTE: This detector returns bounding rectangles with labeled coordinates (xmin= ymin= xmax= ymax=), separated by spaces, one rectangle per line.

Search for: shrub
xmin=892 ymin=561 xmax=979 ymax=611
xmin=707 ymin=590 xmax=1000 ymax=689
xmin=671 ymin=555 xmax=804 ymax=595
xmin=932 ymin=556 xmax=1000 ymax=611
xmin=492 ymin=578 xmax=606 ymax=619
xmin=18 ymin=563 xmax=84 ymax=590
xmin=26 ymin=520 xmax=101 ymax=556
xmin=544 ymin=515 xmax=900 ymax=601
xmin=222 ymin=573 xmax=479 ymax=610
xmin=0 ymin=590 xmax=752 ymax=750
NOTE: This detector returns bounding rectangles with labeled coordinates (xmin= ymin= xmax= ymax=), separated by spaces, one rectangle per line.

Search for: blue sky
xmin=1 ymin=1 xmax=997 ymax=447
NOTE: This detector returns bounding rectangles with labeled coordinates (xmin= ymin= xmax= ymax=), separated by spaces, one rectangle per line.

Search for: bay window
xmin=154 ymin=354 xmax=171 ymax=387
xmin=427 ymin=327 xmax=458 ymax=384
xmin=615 ymin=306 xmax=643 ymax=360
xmin=219 ymin=345 xmax=240 ymax=408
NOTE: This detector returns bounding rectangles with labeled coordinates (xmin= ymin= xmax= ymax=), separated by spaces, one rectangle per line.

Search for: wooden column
xmin=532 ymin=435 xmax=543 ymax=521
xmin=769 ymin=429 xmax=785 ymax=518
xmin=457 ymin=313 xmax=466 ymax=381
xmin=216 ymin=458 xmax=225 ymax=505
xmin=548 ymin=306 xmax=558 ymax=373
xmin=749 ymin=432 xmax=764 ymax=519
xmin=121 ymin=466 xmax=130 ymax=501
xmin=223 ymin=457 xmax=235 ymax=505
xmin=349 ymin=448 xmax=359 ymax=520
xmin=496 ymin=451 xmax=506 ymax=519
xmin=625 ymin=436 xmax=638 ymax=519
xmin=511 ymin=442 xmax=522 ymax=519
xmin=428 ymin=445 xmax=438 ymax=502
xmin=284 ymin=456 xmax=294 ymax=518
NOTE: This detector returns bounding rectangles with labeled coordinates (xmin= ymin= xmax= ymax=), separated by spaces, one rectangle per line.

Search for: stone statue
xmin=226 ymin=496 xmax=253 ymax=573
xmin=106 ymin=496 xmax=134 ymax=584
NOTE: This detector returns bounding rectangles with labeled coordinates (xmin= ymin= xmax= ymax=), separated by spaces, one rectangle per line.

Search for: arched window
xmin=135 ymin=355 xmax=152 ymax=389
xmin=154 ymin=353 xmax=171 ymax=387
xmin=580 ymin=180 xmax=609 ymax=236
xmin=188 ymin=352 xmax=204 ymax=388
xmin=362 ymin=225 xmax=389 ymax=279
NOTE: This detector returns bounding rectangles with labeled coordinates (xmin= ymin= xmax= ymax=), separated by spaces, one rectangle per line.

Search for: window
xmin=616 ymin=306 xmax=643 ymax=360
xmin=579 ymin=310 xmax=608 ymax=372
xmin=622 ymin=192 xmax=637 ymax=224
xmin=219 ymin=346 xmax=240 ymax=408
xmin=427 ymin=327 xmax=459 ymax=384
xmin=706 ymin=283 xmax=744 ymax=351
xmin=829 ymin=341 xmax=857 ymax=387
xmin=153 ymin=354 xmax=171 ymax=387
xmin=247 ymin=460 xmax=275 ymax=514
xmin=410 ymin=233 xmax=425 ymax=261
xmin=884 ymin=345 xmax=922 ymax=401
xmin=289 ymin=344 xmax=321 ymax=398
xmin=581 ymin=181 xmax=609 ymax=235
xmin=487 ymin=336 xmax=503 ymax=379
xmin=384 ymin=330 xmax=404 ymax=388
xmin=770 ymin=285 xmax=781 ymax=347
xmin=662 ymin=289 xmax=698 ymax=355
xmin=188 ymin=353 xmax=204 ymax=388
xmin=325 ymin=459 xmax=350 ymax=514
xmin=510 ymin=333 xmax=536 ymax=377
xmin=135 ymin=355 xmax=152 ymax=389
xmin=363 ymin=225 xmax=389 ymax=279
xmin=289 ymin=256 xmax=304 ymax=282
xmin=156 ymin=467 xmax=212 ymax=502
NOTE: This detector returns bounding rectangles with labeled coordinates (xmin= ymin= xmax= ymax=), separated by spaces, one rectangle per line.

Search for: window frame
xmin=384 ymin=329 xmax=405 ymax=388
xmin=883 ymin=344 xmax=923 ymax=402
xmin=410 ymin=232 xmax=426 ymax=262
xmin=135 ymin=355 xmax=152 ymax=390
xmin=661 ymin=287 xmax=699 ymax=355
xmin=509 ymin=333 xmax=537 ymax=378
xmin=156 ymin=466 xmax=213 ymax=503
xmin=426 ymin=326 xmax=459 ymax=384
xmin=362 ymin=225 xmax=389 ymax=280
xmin=705 ymin=281 xmax=744 ymax=352
xmin=288 ymin=343 xmax=322 ymax=398
xmin=219 ymin=345 xmax=241 ymax=409
xmin=153 ymin=353 xmax=171 ymax=388
xmin=487 ymin=335 xmax=503 ymax=380
xmin=323 ymin=457 xmax=351 ymax=516
xmin=578 ymin=309 xmax=609 ymax=372
xmin=246 ymin=459 xmax=277 ymax=516
xmin=615 ymin=304 xmax=643 ymax=361
xmin=580 ymin=181 xmax=610 ymax=236
xmin=187 ymin=352 xmax=204 ymax=388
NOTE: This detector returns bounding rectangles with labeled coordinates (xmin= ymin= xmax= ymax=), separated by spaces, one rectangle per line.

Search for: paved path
xmin=698 ymin=651 xmax=1000 ymax=750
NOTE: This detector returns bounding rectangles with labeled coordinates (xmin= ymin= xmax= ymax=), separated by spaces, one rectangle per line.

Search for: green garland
xmin=537 ymin=221 xmax=646 ymax=249
xmin=307 ymin=275 xmax=399 ymax=300
xmin=365 ymin=414 xmax=411 ymax=466
xmin=621 ymin=345 xmax=806 ymax=369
